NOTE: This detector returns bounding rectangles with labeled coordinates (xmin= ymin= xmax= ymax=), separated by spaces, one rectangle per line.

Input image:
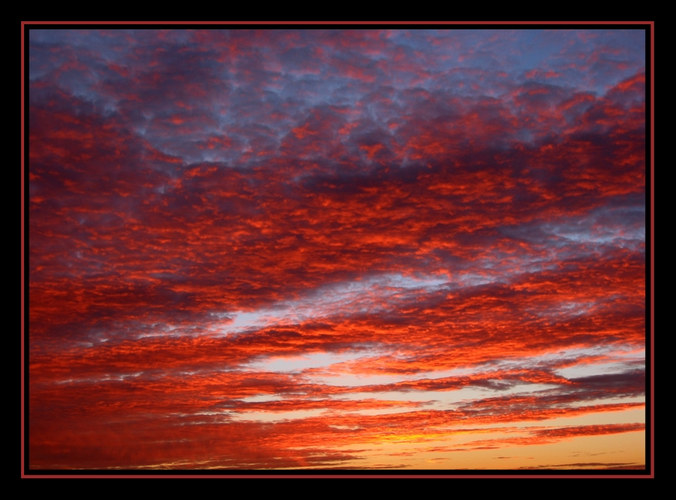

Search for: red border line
xmin=649 ymin=21 xmax=655 ymax=478
xmin=23 ymin=473 xmax=651 ymax=479
xmin=20 ymin=21 xmax=26 ymax=479
xmin=20 ymin=19 xmax=654 ymax=480
xmin=21 ymin=20 xmax=654 ymax=26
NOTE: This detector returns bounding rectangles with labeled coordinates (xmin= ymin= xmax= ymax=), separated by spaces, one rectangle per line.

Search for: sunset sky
xmin=26 ymin=26 xmax=648 ymax=472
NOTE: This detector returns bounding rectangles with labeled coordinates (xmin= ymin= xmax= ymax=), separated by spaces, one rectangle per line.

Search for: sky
xmin=27 ymin=27 xmax=648 ymax=472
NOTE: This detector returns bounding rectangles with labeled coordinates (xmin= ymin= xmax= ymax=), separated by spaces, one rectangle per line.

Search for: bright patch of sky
xmin=337 ymin=383 xmax=562 ymax=415
xmin=542 ymin=206 xmax=645 ymax=248
xmin=229 ymin=408 xmax=325 ymax=423
xmin=217 ymin=272 xmax=449 ymax=336
xmin=312 ymin=344 xmax=643 ymax=388
xmin=316 ymin=372 xmax=407 ymax=387
xmin=53 ymin=371 xmax=145 ymax=385
xmin=555 ymin=356 xmax=645 ymax=379
xmin=239 ymin=394 xmax=285 ymax=403
xmin=246 ymin=351 xmax=368 ymax=373
xmin=531 ymin=300 xmax=597 ymax=319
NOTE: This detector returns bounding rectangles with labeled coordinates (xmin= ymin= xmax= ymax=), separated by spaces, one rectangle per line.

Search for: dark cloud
xmin=569 ymin=370 xmax=645 ymax=395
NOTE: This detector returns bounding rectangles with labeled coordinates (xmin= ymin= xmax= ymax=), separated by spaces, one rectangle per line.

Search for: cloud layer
xmin=27 ymin=27 xmax=647 ymax=471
